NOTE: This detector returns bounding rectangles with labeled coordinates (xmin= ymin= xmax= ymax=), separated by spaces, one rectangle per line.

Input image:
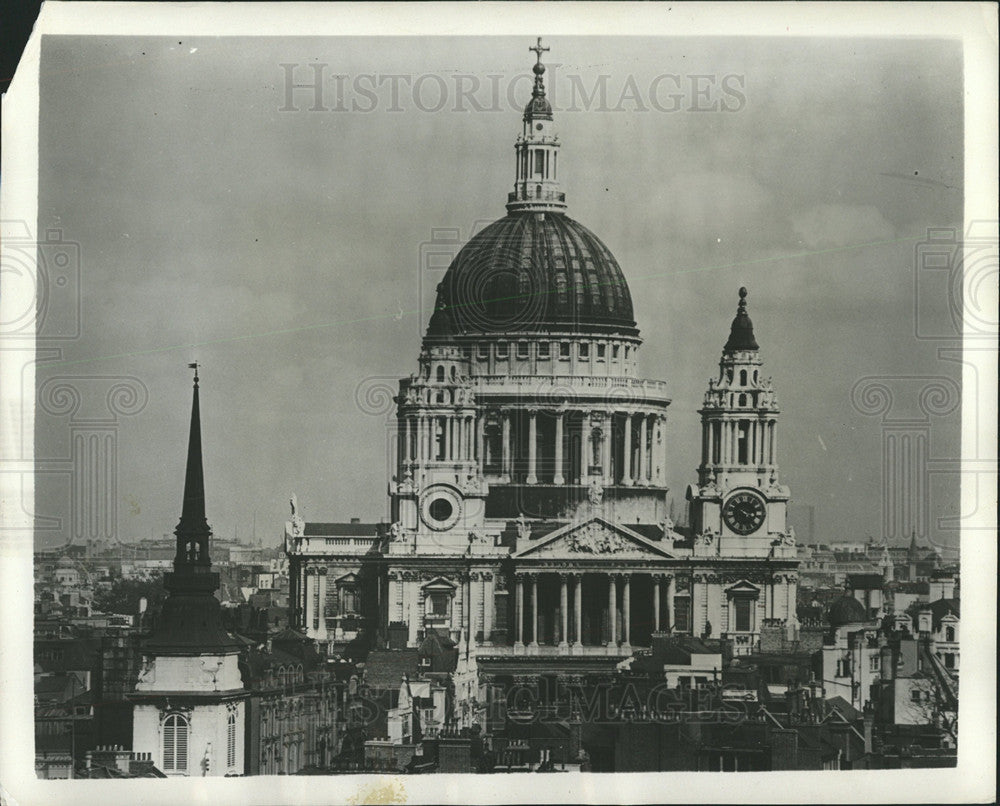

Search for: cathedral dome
xmin=424 ymin=211 xmax=638 ymax=339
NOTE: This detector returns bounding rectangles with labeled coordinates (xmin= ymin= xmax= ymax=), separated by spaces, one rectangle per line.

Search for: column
xmin=771 ymin=421 xmax=778 ymax=464
xmin=304 ymin=568 xmax=315 ymax=635
xmin=483 ymin=573 xmax=494 ymax=644
xmin=515 ymin=575 xmax=524 ymax=647
xmin=388 ymin=573 xmax=398 ymax=624
xmin=530 ymin=574 xmax=539 ymax=647
xmin=408 ymin=578 xmax=419 ymax=646
xmin=638 ymin=416 xmax=648 ymax=484
xmin=477 ymin=415 xmax=485 ymax=465
xmin=602 ymin=414 xmax=613 ymax=484
xmin=622 ymin=415 xmax=633 ymax=486
xmin=527 ymin=410 xmax=538 ymax=484
xmin=622 ymin=575 xmax=631 ymax=647
xmin=666 ymin=574 xmax=676 ymax=633
xmin=315 ymin=569 xmax=328 ymax=640
xmin=553 ymin=412 xmax=565 ymax=485
xmin=706 ymin=421 xmax=714 ymax=467
xmin=653 ymin=575 xmax=661 ymax=632
xmin=501 ymin=412 xmax=512 ymax=481
xmin=573 ymin=574 xmax=583 ymax=647
xmin=579 ymin=417 xmax=588 ymax=481
xmin=559 ymin=574 xmax=569 ymax=649
xmin=607 ymin=575 xmax=617 ymax=646
xmin=720 ymin=421 xmax=728 ymax=465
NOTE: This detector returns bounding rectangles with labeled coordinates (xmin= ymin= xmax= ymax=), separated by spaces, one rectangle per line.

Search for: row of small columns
xmin=702 ymin=417 xmax=777 ymax=467
xmin=513 ymin=572 xmax=677 ymax=648
xmin=401 ymin=409 xmax=665 ymax=485
xmin=400 ymin=412 xmax=476 ymax=464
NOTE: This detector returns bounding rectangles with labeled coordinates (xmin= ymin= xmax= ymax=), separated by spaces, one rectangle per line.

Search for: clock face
xmin=420 ymin=486 xmax=462 ymax=531
xmin=722 ymin=491 xmax=766 ymax=535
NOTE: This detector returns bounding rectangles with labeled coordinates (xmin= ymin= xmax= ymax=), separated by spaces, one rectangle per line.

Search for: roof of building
xmin=364 ymin=649 xmax=421 ymax=690
xmin=303 ymin=522 xmax=380 ymax=536
xmin=827 ymin=594 xmax=870 ymax=628
xmin=926 ymin=597 xmax=960 ymax=630
xmin=847 ymin=573 xmax=884 ymax=590
xmin=424 ymin=212 xmax=637 ymax=339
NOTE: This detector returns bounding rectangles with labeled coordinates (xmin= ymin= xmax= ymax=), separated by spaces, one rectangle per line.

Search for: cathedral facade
xmin=285 ymin=41 xmax=799 ymax=704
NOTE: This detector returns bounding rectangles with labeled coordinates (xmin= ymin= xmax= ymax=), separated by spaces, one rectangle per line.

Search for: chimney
xmin=862 ymin=710 xmax=874 ymax=756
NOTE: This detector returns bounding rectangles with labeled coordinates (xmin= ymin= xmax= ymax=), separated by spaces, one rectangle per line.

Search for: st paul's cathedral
xmin=284 ymin=41 xmax=800 ymax=723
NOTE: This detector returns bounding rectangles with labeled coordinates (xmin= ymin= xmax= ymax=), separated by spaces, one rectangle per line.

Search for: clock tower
xmin=686 ymin=288 xmax=792 ymax=558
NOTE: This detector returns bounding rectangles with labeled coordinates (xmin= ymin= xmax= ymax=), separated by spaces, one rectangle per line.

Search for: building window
xmin=740 ymin=370 xmax=747 ymax=385
xmin=870 ymin=655 xmax=881 ymax=672
xmin=945 ymin=626 xmax=955 ymax=642
xmin=436 ymin=366 xmax=445 ymax=382
xmin=429 ymin=591 xmax=450 ymax=617
xmin=517 ymin=341 xmax=529 ymax=359
xmin=579 ymin=343 xmax=590 ymax=359
xmin=944 ymin=653 xmax=955 ymax=669
xmin=559 ymin=342 xmax=570 ymax=359
xmin=612 ymin=344 xmax=619 ymax=359
xmin=162 ymin=713 xmax=189 ymax=773
xmin=227 ymin=712 xmax=237 ymax=769
xmin=538 ymin=342 xmax=550 ymax=359
xmin=496 ymin=342 xmax=508 ymax=359
xmin=477 ymin=343 xmax=488 ymax=360
xmin=734 ymin=598 xmax=752 ymax=632
xmin=534 ymin=150 xmax=544 ymax=175
xmin=597 ymin=343 xmax=606 ymax=358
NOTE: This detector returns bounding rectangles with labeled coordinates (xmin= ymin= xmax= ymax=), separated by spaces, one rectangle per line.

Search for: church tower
xmin=131 ymin=367 xmax=247 ymax=776
xmin=687 ymin=287 xmax=791 ymax=556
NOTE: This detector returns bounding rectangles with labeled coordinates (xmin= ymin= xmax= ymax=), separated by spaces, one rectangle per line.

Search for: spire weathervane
xmin=188 ymin=361 xmax=200 ymax=384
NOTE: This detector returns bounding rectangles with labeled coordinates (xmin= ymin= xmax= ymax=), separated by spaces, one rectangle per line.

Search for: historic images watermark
xmin=0 ymin=220 xmax=149 ymax=545
xmin=277 ymin=64 xmax=747 ymax=115
xmin=850 ymin=222 xmax=998 ymax=551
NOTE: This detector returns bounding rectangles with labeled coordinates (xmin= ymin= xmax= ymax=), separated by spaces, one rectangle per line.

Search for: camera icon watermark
xmin=0 ymin=221 xmax=82 ymax=341
xmin=913 ymin=221 xmax=998 ymax=342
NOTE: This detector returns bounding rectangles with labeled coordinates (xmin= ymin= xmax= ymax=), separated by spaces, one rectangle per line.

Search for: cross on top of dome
xmin=524 ymin=37 xmax=553 ymax=122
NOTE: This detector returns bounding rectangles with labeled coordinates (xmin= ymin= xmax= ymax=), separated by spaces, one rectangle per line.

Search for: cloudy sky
xmin=34 ymin=35 xmax=963 ymax=551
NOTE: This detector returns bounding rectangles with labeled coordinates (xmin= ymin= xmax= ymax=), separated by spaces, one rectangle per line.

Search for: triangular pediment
xmin=421 ymin=576 xmax=457 ymax=591
xmin=513 ymin=517 xmax=676 ymax=560
xmin=725 ymin=580 xmax=761 ymax=595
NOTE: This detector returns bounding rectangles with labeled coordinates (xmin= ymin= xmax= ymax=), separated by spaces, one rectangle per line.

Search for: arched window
xmin=945 ymin=626 xmax=955 ymax=642
xmin=436 ymin=366 xmax=445 ymax=383
xmin=740 ymin=370 xmax=747 ymax=385
xmin=162 ymin=713 xmax=189 ymax=773
xmin=227 ymin=711 xmax=237 ymax=769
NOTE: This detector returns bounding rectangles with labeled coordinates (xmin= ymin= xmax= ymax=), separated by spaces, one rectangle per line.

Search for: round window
xmin=428 ymin=497 xmax=453 ymax=522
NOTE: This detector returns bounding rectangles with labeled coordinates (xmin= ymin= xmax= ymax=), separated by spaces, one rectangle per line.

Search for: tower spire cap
xmin=724 ymin=286 xmax=760 ymax=352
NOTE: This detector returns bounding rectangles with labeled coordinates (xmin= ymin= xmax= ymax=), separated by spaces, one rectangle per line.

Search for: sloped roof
xmin=364 ymin=649 xmax=421 ymax=690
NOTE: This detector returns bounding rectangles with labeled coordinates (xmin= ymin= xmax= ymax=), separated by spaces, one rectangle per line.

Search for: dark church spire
xmin=724 ymin=286 xmax=760 ymax=352
xmin=174 ymin=363 xmax=212 ymax=569
xmin=146 ymin=365 xmax=239 ymax=654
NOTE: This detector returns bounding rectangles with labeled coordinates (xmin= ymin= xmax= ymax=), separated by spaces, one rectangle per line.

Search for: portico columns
xmin=622 ymin=415 xmax=633 ymax=485
xmin=573 ymin=574 xmax=583 ymax=647
xmin=559 ymin=574 xmax=569 ymax=648
xmin=408 ymin=578 xmax=419 ymax=646
xmin=622 ymin=574 xmax=631 ymax=647
xmin=638 ymin=417 xmax=648 ymax=485
xmin=653 ymin=574 xmax=661 ymax=632
xmin=553 ymin=412 xmax=565 ymax=485
xmin=501 ymin=412 xmax=512 ymax=482
xmin=666 ymin=574 xmax=676 ymax=632
xmin=530 ymin=574 xmax=539 ymax=647
xmin=514 ymin=575 xmax=524 ymax=647
xmin=579 ymin=422 xmax=588 ymax=481
xmin=527 ymin=410 xmax=538 ymax=484
xmin=602 ymin=415 xmax=613 ymax=484
xmin=315 ymin=568 xmax=328 ymax=641
xmin=483 ymin=573 xmax=494 ymax=644
xmin=607 ymin=575 xmax=617 ymax=646
xmin=304 ymin=567 xmax=315 ymax=634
